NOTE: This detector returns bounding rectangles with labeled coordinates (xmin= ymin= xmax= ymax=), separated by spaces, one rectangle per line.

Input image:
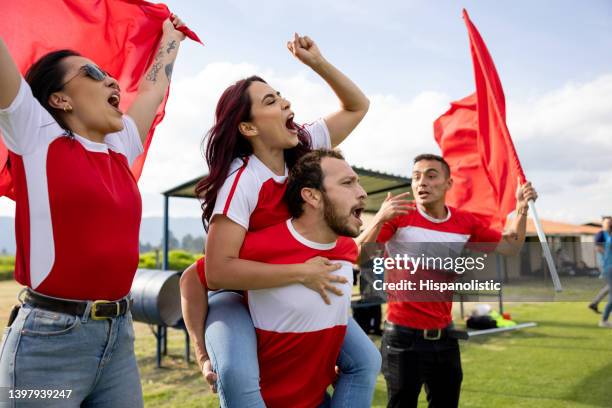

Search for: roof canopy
xmin=162 ymin=167 xmax=412 ymax=213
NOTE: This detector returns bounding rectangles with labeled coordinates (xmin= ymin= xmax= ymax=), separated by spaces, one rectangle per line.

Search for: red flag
xmin=0 ymin=137 xmax=13 ymax=200
xmin=0 ymin=0 xmax=202 ymax=198
xmin=433 ymin=9 xmax=525 ymax=232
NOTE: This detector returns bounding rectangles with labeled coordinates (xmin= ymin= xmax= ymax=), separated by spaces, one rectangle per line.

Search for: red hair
xmin=196 ymin=76 xmax=312 ymax=231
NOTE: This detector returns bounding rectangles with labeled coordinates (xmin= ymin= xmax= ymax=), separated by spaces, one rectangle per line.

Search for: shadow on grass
xmin=565 ymin=362 xmax=612 ymax=407
xmin=466 ymin=329 xmax=586 ymax=343
xmin=534 ymin=320 xmax=608 ymax=330
xmin=467 ymin=333 xmax=612 ymax=353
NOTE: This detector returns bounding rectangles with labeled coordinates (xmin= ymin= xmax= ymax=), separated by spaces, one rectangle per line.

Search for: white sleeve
xmin=211 ymin=163 xmax=259 ymax=230
xmin=104 ymin=115 xmax=144 ymax=166
xmin=0 ymin=77 xmax=62 ymax=155
xmin=304 ymin=118 xmax=331 ymax=150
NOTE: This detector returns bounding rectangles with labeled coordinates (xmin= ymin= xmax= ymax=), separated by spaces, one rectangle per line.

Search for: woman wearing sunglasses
xmin=0 ymin=16 xmax=186 ymax=407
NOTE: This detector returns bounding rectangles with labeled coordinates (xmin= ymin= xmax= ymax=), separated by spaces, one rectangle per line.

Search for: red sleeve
xmin=334 ymin=237 xmax=359 ymax=264
xmin=467 ymin=213 xmax=502 ymax=251
xmin=196 ymin=257 xmax=208 ymax=289
xmin=376 ymin=216 xmax=400 ymax=243
xmin=238 ymin=231 xmax=262 ymax=261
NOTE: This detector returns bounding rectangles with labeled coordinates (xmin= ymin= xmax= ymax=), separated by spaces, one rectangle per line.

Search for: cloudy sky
xmin=1 ymin=0 xmax=611 ymax=224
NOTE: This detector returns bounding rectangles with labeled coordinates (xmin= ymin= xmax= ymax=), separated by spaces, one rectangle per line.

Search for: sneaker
xmin=598 ymin=320 xmax=612 ymax=328
xmin=588 ymin=303 xmax=601 ymax=314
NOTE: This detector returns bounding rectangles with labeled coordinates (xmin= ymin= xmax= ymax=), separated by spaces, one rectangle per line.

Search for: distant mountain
xmin=139 ymin=217 xmax=206 ymax=246
xmin=0 ymin=216 xmax=205 ymax=255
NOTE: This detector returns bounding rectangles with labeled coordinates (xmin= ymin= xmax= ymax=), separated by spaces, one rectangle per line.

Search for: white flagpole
xmin=468 ymin=322 xmax=537 ymax=337
xmin=527 ymin=200 xmax=563 ymax=292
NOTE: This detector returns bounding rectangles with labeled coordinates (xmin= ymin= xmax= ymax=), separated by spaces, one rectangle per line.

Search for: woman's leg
xmin=331 ymin=317 xmax=382 ymax=408
xmin=81 ymin=312 xmax=143 ymax=408
xmin=0 ymin=305 xmax=114 ymax=408
xmin=205 ymin=291 xmax=265 ymax=408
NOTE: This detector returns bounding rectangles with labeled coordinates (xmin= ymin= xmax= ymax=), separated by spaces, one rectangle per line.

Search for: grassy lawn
xmin=0 ymin=255 xmax=14 ymax=281
xmin=0 ymin=280 xmax=610 ymax=407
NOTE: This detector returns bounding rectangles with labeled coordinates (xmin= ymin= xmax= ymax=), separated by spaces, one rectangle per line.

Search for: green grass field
xmin=0 ymin=280 xmax=610 ymax=407
xmin=0 ymin=255 xmax=14 ymax=281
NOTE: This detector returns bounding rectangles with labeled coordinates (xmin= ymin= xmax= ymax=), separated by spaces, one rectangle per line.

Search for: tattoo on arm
xmin=166 ymin=40 xmax=177 ymax=54
xmin=146 ymin=63 xmax=162 ymax=82
xmin=146 ymin=45 xmax=164 ymax=83
xmin=146 ymin=39 xmax=178 ymax=83
xmin=165 ymin=62 xmax=174 ymax=81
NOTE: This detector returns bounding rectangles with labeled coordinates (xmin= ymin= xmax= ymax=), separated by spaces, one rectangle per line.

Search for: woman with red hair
xmin=181 ymin=34 xmax=380 ymax=407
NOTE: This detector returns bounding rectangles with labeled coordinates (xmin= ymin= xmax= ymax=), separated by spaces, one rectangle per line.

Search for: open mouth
xmin=285 ymin=114 xmax=298 ymax=134
xmin=351 ymin=206 xmax=364 ymax=224
xmin=107 ymin=93 xmax=121 ymax=112
xmin=418 ymin=191 xmax=430 ymax=199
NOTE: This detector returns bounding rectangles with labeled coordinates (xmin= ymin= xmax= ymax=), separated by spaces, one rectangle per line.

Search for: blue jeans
xmin=603 ymin=267 xmax=612 ymax=321
xmin=0 ymin=303 xmax=142 ymax=408
xmin=205 ymin=291 xmax=381 ymax=408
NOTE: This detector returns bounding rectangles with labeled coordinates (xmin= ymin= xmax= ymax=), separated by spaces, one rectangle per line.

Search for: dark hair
xmin=285 ymin=149 xmax=345 ymax=218
xmin=196 ymin=76 xmax=312 ymax=231
xmin=413 ymin=153 xmax=451 ymax=178
xmin=25 ymin=49 xmax=80 ymax=133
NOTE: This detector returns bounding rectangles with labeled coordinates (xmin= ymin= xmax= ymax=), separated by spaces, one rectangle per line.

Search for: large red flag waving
xmin=433 ymin=9 xmax=525 ymax=232
xmin=0 ymin=0 xmax=202 ymax=200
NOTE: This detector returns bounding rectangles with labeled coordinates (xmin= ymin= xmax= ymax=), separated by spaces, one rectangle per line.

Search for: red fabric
xmin=37 ymin=142 xmax=142 ymax=299
xmin=195 ymin=256 xmax=207 ymax=289
xmin=0 ymin=0 xmax=202 ymax=198
xmin=256 ymin=326 xmax=346 ymax=408
xmin=433 ymin=9 xmax=526 ymax=232
xmin=0 ymin=138 xmax=12 ymax=199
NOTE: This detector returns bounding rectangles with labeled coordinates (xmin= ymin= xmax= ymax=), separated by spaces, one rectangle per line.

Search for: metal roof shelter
xmin=159 ymin=167 xmax=412 ymax=269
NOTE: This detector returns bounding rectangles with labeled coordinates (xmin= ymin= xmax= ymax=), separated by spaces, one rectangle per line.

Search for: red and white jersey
xmin=377 ymin=206 xmax=501 ymax=329
xmin=240 ymin=219 xmax=357 ymax=408
xmin=196 ymin=119 xmax=331 ymax=287
xmin=0 ymin=78 xmax=143 ymax=300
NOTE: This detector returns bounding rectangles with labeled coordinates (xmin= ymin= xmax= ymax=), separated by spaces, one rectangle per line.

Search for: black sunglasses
xmin=60 ymin=64 xmax=109 ymax=88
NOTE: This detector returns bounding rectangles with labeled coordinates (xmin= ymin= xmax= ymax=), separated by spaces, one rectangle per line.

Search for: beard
xmin=322 ymin=193 xmax=359 ymax=238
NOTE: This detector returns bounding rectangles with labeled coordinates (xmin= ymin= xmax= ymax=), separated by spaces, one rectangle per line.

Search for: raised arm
xmin=127 ymin=16 xmax=185 ymax=143
xmin=495 ymin=179 xmax=538 ymax=256
xmin=356 ymin=192 xmax=414 ymax=250
xmin=205 ymin=215 xmax=347 ymax=305
xmin=287 ymin=34 xmax=369 ymax=147
xmin=0 ymin=37 xmax=22 ymax=109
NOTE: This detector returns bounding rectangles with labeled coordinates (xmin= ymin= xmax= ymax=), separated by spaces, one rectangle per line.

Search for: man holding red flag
xmin=358 ymin=9 xmax=540 ymax=407
xmin=0 ymin=2 xmax=196 ymax=405
xmin=358 ymin=153 xmax=537 ymax=407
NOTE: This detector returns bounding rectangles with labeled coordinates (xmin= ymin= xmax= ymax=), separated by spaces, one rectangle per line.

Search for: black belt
xmin=384 ymin=321 xmax=469 ymax=341
xmin=24 ymin=289 xmax=131 ymax=320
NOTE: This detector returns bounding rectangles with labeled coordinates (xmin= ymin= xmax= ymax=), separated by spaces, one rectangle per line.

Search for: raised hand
xmin=286 ymin=33 xmax=324 ymax=67
xmin=374 ymin=192 xmax=415 ymax=224
xmin=515 ymin=177 xmax=538 ymax=212
xmin=163 ymin=14 xmax=187 ymax=41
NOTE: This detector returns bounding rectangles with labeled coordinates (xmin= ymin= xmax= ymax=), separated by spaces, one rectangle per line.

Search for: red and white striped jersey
xmin=377 ymin=205 xmax=501 ymax=329
xmin=240 ymin=219 xmax=357 ymax=408
xmin=0 ymin=78 xmax=143 ymax=300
